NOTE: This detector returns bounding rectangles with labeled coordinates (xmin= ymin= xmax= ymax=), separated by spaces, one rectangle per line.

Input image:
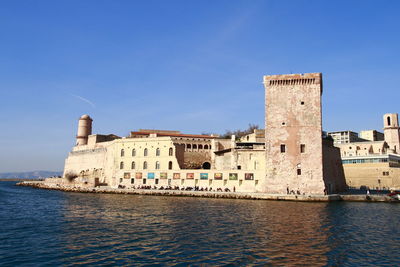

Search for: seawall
xmin=16 ymin=181 xmax=399 ymax=203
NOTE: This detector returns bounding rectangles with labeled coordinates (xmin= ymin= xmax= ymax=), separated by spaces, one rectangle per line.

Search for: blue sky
xmin=0 ymin=0 xmax=399 ymax=172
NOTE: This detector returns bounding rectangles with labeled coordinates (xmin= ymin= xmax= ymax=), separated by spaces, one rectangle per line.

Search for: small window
xmin=120 ymin=162 xmax=124 ymax=169
xmin=193 ymin=144 xmax=197 ymax=149
xmin=282 ymin=122 xmax=286 ymax=126
xmin=131 ymin=178 xmax=135 ymax=184
xmin=143 ymin=179 xmax=146 ymax=185
xmin=155 ymin=161 xmax=160 ymax=169
xmin=204 ymin=145 xmax=209 ymax=149
xmin=120 ymin=149 xmax=125 ymax=157
xmin=187 ymin=144 xmax=191 ymax=149
xmin=169 ymin=147 xmax=173 ymax=156
xmin=300 ymin=144 xmax=305 ymax=153
xmin=143 ymin=161 xmax=147 ymax=169
xmin=132 ymin=149 xmax=136 ymax=157
xmin=144 ymin=148 xmax=148 ymax=156
xmin=131 ymin=161 xmax=135 ymax=169
xmin=199 ymin=144 xmax=203 ymax=149
xmin=280 ymin=144 xmax=286 ymax=153
xmin=168 ymin=161 xmax=173 ymax=170
xmin=297 ymin=169 xmax=301 ymax=175
xmin=156 ymin=148 xmax=160 ymax=156
xmin=301 ymin=101 xmax=304 ymax=105
xmin=119 ymin=178 xmax=123 ymax=183
xmin=387 ymin=116 xmax=391 ymax=126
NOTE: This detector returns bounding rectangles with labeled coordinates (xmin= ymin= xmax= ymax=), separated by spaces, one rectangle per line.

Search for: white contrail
xmin=71 ymin=94 xmax=96 ymax=108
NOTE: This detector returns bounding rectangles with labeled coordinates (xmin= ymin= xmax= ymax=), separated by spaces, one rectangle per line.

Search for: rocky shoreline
xmin=16 ymin=181 xmax=400 ymax=203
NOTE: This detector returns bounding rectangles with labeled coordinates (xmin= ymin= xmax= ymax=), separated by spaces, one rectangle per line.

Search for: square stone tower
xmin=263 ymin=73 xmax=326 ymax=195
xmin=383 ymin=113 xmax=400 ymax=153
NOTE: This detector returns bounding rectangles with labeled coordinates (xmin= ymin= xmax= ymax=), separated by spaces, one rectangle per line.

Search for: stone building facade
xmin=333 ymin=113 xmax=400 ymax=190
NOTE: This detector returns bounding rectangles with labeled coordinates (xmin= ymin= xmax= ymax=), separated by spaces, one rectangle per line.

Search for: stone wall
xmin=116 ymin=169 xmax=265 ymax=192
xmin=343 ymin=162 xmax=400 ymax=189
xmin=322 ymin=140 xmax=347 ymax=193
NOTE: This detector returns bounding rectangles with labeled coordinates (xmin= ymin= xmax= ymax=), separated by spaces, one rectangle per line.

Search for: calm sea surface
xmin=0 ymin=181 xmax=399 ymax=266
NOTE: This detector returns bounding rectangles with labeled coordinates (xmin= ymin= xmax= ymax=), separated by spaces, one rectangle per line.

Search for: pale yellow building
xmin=359 ymin=130 xmax=384 ymax=142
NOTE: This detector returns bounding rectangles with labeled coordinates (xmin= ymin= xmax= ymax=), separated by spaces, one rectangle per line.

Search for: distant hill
xmin=0 ymin=171 xmax=63 ymax=179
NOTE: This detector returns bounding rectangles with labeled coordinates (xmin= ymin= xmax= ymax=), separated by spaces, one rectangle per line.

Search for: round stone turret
xmin=76 ymin=114 xmax=93 ymax=146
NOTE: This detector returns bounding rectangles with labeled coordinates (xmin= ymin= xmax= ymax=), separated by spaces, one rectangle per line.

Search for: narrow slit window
xmin=280 ymin=144 xmax=286 ymax=153
xmin=297 ymin=169 xmax=301 ymax=175
xmin=300 ymin=144 xmax=305 ymax=153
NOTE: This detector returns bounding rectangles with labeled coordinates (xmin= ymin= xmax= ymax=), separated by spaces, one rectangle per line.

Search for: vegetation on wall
xmin=218 ymin=124 xmax=260 ymax=139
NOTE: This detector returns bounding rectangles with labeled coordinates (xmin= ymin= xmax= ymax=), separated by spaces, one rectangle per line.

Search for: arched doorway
xmin=202 ymin=162 xmax=211 ymax=169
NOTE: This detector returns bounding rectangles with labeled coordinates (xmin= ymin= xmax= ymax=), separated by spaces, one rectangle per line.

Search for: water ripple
xmin=0 ymin=182 xmax=399 ymax=266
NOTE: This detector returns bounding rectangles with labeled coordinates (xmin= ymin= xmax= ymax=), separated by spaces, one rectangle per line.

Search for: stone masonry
xmin=263 ymin=73 xmax=326 ymax=194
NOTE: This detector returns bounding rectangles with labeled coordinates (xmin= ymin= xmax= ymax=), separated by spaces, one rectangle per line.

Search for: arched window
xmin=155 ymin=161 xmax=160 ymax=169
xmin=199 ymin=144 xmax=203 ymax=149
xmin=143 ymin=161 xmax=147 ymax=169
xmin=168 ymin=161 xmax=173 ymax=170
xmin=204 ymin=145 xmax=209 ymax=149
xmin=131 ymin=161 xmax=135 ymax=169
xmin=144 ymin=148 xmax=148 ymax=156
xmin=193 ymin=144 xmax=197 ymax=149
xmin=120 ymin=149 xmax=125 ymax=157
xmin=387 ymin=116 xmax=391 ymax=126
xmin=156 ymin=148 xmax=160 ymax=156
xmin=132 ymin=149 xmax=136 ymax=157
xmin=187 ymin=144 xmax=191 ymax=149
xmin=120 ymin=161 xmax=124 ymax=169
xmin=169 ymin=147 xmax=173 ymax=156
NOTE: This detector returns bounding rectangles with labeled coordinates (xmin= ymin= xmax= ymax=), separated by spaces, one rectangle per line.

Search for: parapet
xmin=263 ymin=73 xmax=323 ymax=92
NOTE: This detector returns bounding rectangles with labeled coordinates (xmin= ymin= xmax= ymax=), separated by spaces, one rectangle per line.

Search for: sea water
xmin=0 ymin=181 xmax=399 ymax=266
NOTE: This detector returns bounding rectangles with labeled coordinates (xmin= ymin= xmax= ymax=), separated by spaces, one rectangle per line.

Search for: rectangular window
xmin=297 ymin=169 xmax=301 ymax=175
xmin=280 ymin=144 xmax=286 ymax=153
xmin=300 ymin=144 xmax=305 ymax=153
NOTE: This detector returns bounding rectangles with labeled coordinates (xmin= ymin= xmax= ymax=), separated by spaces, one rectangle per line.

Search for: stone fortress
xmin=55 ymin=72 xmax=348 ymax=195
